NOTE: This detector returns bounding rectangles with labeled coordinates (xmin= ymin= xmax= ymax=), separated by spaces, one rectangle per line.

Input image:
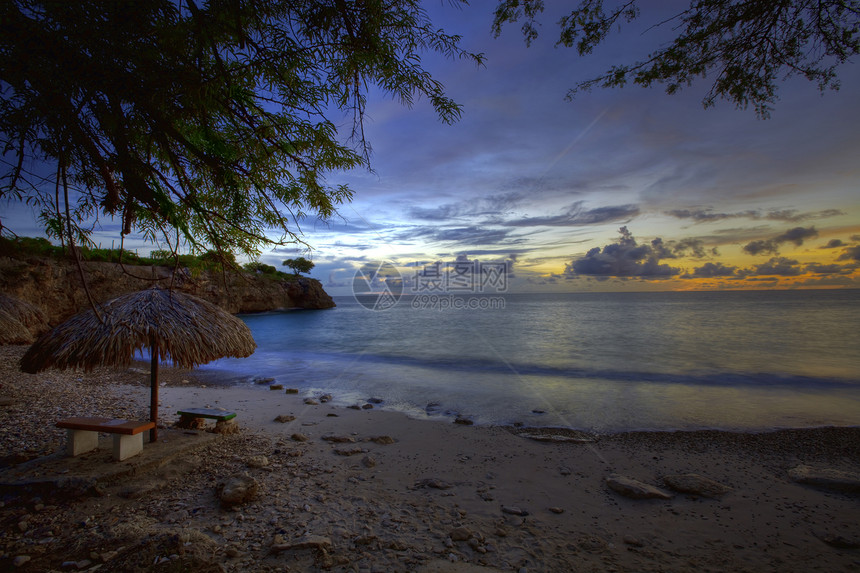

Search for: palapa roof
xmin=20 ymin=286 xmax=256 ymax=373
xmin=0 ymin=293 xmax=49 ymax=336
xmin=0 ymin=309 xmax=34 ymax=345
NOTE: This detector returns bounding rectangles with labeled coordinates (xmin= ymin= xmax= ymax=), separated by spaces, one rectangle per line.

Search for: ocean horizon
xmin=197 ymin=288 xmax=860 ymax=433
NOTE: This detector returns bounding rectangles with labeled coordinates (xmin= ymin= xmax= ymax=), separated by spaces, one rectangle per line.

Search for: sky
xmin=288 ymin=2 xmax=860 ymax=295
xmin=6 ymin=2 xmax=860 ymax=294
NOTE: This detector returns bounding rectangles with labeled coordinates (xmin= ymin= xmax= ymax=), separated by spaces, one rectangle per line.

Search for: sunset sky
xmin=7 ymin=2 xmax=859 ymax=294
xmin=290 ymin=2 xmax=860 ymax=295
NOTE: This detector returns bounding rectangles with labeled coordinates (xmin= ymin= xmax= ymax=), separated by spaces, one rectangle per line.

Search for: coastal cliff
xmin=0 ymin=256 xmax=334 ymax=326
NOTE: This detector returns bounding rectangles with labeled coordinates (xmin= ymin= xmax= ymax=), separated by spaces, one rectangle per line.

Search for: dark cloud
xmin=398 ymin=226 xmax=516 ymax=245
xmin=743 ymin=226 xmax=818 ymax=255
xmin=564 ymin=227 xmax=682 ymax=280
xmin=821 ymin=239 xmax=845 ymax=249
xmin=837 ymin=244 xmax=860 ymax=262
xmin=748 ymin=257 xmax=803 ymax=276
xmin=408 ymin=192 xmax=525 ymax=221
xmin=684 ymin=262 xmax=738 ymax=278
xmin=804 ymin=262 xmax=854 ymax=275
xmin=667 ymin=208 xmax=844 ymax=223
xmin=500 ymin=202 xmax=639 ymax=227
xmin=672 ymin=237 xmax=711 ymax=258
xmin=742 ymin=239 xmax=780 ymax=256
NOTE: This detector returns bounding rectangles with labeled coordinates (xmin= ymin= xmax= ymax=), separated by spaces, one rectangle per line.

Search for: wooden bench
xmin=176 ymin=408 xmax=238 ymax=433
xmin=56 ymin=417 xmax=155 ymax=461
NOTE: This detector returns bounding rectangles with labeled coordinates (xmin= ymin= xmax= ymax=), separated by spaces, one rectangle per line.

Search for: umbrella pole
xmin=150 ymin=345 xmax=159 ymax=442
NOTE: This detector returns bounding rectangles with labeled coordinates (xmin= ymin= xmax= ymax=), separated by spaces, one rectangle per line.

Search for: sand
xmin=1 ymin=345 xmax=858 ymax=572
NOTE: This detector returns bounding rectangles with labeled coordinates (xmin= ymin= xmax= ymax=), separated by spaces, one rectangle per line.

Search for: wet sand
xmin=1 ymin=345 xmax=858 ymax=572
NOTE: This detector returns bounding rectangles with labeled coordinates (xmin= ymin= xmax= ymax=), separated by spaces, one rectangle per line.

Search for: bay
xmin=200 ymin=289 xmax=860 ymax=432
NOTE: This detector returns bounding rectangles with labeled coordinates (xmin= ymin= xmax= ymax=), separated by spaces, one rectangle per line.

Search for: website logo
xmin=352 ymin=261 xmax=403 ymax=311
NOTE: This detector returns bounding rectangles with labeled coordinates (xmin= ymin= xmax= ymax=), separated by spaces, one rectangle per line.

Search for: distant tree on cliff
xmin=492 ymin=0 xmax=860 ymax=117
xmin=282 ymin=257 xmax=314 ymax=276
xmin=0 ymin=1 xmax=482 ymax=260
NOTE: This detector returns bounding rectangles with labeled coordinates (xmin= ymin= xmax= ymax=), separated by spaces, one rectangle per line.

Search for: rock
xmin=501 ymin=506 xmax=528 ymax=516
xmin=303 ymin=398 xmax=319 ymax=405
xmin=813 ymin=529 xmax=860 ymax=549
xmin=454 ymin=416 xmax=474 ymax=425
xmin=531 ymin=409 xmax=546 ymax=414
xmin=285 ymin=388 xmax=299 ymax=394
xmin=322 ymin=435 xmax=355 ymax=443
xmin=361 ymin=456 xmax=376 ymax=468
xmin=663 ymin=473 xmax=732 ymax=498
xmin=368 ymin=397 xmax=384 ymax=404
xmin=788 ymin=465 xmax=860 ymax=493
xmin=270 ymin=535 xmax=332 ymax=553
xmin=291 ymin=433 xmax=308 ymax=442
xmin=605 ymin=474 xmax=672 ymax=500
xmin=369 ymin=435 xmax=395 ymax=445
xmin=623 ymin=535 xmax=644 ymax=547
xmin=247 ymin=455 xmax=269 ymax=468
xmin=548 ymin=507 xmax=564 ymax=514
xmin=269 ymin=384 xmax=284 ymax=390
xmin=213 ymin=419 xmax=240 ymax=435
xmin=274 ymin=414 xmax=296 ymax=423
xmin=334 ymin=447 xmax=367 ymax=456
xmin=319 ymin=393 xmax=333 ymax=403
xmin=450 ymin=527 xmax=472 ymax=542
xmin=218 ymin=474 xmax=259 ymax=505
xmin=13 ymin=555 xmax=31 ymax=567
xmin=413 ymin=478 xmax=454 ymax=490
xmin=255 ymin=377 xmax=275 ymax=384
xmin=361 ymin=403 xmax=374 ymax=409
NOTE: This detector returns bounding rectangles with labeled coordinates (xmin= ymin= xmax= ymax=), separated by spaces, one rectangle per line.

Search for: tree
xmin=282 ymin=256 xmax=314 ymax=275
xmin=1 ymin=1 xmax=482 ymax=260
xmin=492 ymin=0 xmax=860 ymax=117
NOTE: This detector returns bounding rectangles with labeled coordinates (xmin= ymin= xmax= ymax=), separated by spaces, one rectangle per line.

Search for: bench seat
xmin=56 ymin=417 xmax=155 ymax=461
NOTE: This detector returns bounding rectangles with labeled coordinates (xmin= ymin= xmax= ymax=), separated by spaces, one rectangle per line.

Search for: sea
xmin=198 ymin=289 xmax=860 ymax=433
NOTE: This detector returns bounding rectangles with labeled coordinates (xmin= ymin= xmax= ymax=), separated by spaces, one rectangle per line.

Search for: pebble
xmin=274 ymin=414 xmax=296 ymax=423
xmin=13 ymin=556 xmax=31 ymax=567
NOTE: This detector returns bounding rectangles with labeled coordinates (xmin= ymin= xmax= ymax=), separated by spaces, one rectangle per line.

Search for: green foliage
xmin=492 ymin=0 xmax=860 ymax=117
xmin=0 ymin=1 xmax=483 ymax=256
xmin=243 ymin=261 xmax=285 ymax=278
xmin=282 ymin=256 xmax=315 ymax=275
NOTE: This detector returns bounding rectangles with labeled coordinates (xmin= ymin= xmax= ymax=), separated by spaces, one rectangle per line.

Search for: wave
xmin=242 ymin=348 xmax=860 ymax=390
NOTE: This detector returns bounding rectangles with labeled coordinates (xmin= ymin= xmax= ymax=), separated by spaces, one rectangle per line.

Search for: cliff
xmin=0 ymin=256 xmax=334 ymax=326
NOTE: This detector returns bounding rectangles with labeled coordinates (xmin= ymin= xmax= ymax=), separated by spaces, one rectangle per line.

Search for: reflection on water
xmin=201 ymin=289 xmax=860 ymax=431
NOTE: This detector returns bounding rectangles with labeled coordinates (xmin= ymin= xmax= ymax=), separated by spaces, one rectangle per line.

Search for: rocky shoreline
xmin=1 ymin=345 xmax=859 ymax=572
xmin=0 ymin=257 xmax=334 ymax=327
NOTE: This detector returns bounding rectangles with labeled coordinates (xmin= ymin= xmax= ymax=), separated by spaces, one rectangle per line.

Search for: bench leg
xmin=113 ymin=433 xmax=144 ymax=461
xmin=66 ymin=429 xmax=99 ymax=456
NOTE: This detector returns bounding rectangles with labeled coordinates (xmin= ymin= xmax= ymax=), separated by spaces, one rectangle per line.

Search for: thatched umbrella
xmin=0 ymin=293 xmax=49 ymax=338
xmin=21 ymin=286 xmax=256 ymax=441
xmin=0 ymin=309 xmax=33 ymax=345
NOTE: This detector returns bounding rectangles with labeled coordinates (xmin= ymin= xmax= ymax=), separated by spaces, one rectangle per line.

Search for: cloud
xmin=837 ymin=244 xmax=860 ymax=262
xmin=747 ymin=257 xmax=803 ymax=276
xmin=408 ymin=191 xmax=525 ymax=221
xmin=743 ymin=226 xmax=818 ymax=255
xmin=396 ymin=225 xmax=517 ymax=246
xmin=667 ymin=208 xmax=844 ymax=223
xmin=804 ymin=262 xmax=855 ymax=275
xmin=684 ymin=262 xmax=738 ymax=278
xmin=821 ymin=239 xmax=845 ymax=249
xmin=499 ymin=202 xmax=640 ymax=227
xmin=564 ymin=227 xmax=682 ymax=280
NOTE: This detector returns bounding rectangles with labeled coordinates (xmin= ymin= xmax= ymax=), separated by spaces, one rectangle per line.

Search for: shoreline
xmin=2 ymin=345 xmax=859 ymax=572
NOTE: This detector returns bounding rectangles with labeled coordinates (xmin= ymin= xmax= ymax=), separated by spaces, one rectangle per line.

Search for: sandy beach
xmin=1 ymin=345 xmax=858 ymax=572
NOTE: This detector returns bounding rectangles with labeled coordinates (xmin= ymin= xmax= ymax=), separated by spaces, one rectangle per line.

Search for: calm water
xmin=201 ymin=289 xmax=860 ymax=432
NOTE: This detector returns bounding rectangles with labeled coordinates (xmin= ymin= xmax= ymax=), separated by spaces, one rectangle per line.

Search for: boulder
xmin=606 ymin=474 xmax=672 ymax=500
xmin=663 ymin=473 xmax=732 ymax=498
xmin=218 ymin=474 xmax=259 ymax=505
xmin=788 ymin=465 xmax=860 ymax=493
